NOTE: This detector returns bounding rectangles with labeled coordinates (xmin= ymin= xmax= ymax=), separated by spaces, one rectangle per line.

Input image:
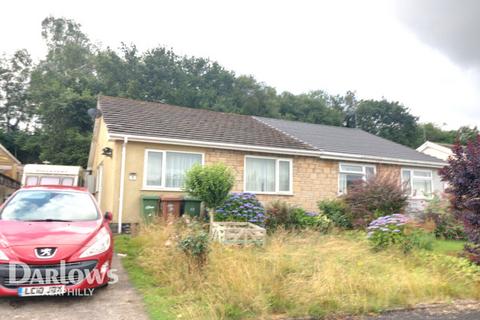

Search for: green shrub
xmin=177 ymin=222 xmax=210 ymax=269
xmin=265 ymin=201 xmax=296 ymax=231
xmin=401 ymin=229 xmax=434 ymax=253
xmin=318 ymin=199 xmax=352 ymax=229
xmin=344 ymin=174 xmax=408 ymax=228
xmin=292 ymin=210 xmax=332 ymax=232
xmin=425 ymin=195 xmax=465 ymax=240
xmin=367 ymin=214 xmax=434 ymax=253
xmin=184 ymin=163 xmax=234 ymax=222
xmin=265 ymin=201 xmax=331 ymax=232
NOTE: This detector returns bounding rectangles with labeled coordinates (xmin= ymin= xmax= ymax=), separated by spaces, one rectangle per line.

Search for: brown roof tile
xmin=98 ymin=96 xmax=316 ymax=151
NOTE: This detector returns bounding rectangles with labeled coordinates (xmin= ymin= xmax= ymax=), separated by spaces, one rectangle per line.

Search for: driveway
xmin=0 ymin=254 xmax=149 ymax=320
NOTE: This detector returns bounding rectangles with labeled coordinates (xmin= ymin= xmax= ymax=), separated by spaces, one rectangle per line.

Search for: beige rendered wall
xmin=113 ymin=141 xmax=410 ymax=224
xmin=90 ymin=119 xmax=121 ymax=217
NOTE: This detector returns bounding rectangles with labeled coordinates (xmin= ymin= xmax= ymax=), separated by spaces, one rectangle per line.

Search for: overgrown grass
xmin=116 ymin=226 xmax=480 ymax=320
xmin=432 ymin=239 xmax=466 ymax=256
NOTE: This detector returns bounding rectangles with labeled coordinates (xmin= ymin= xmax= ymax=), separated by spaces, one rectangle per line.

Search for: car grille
xmin=0 ymin=260 xmax=98 ymax=289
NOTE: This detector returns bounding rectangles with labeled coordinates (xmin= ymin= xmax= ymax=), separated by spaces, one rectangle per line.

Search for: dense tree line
xmin=0 ymin=17 xmax=477 ymax=167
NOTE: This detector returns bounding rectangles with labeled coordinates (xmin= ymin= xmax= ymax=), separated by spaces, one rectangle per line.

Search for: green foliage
xmin=0 ymin=49 xmax=33 ymax=133
xmin=291 ymin=209 xmax=332 ymax=232
xmin=2 ymin=16 xmax=479 ymax=166
xmin=343 ymin=174 xmax=408 ymax=228
xmin=177 ymin=223 xmax=210 ymax=269
xmin=401 ymin=229 xmax=435 ymax=253
xmin=318 ymin=199 xmax=352 ymax=229
xmin=425 ymin=195 xmax=465 ymax=240
xmin=183 ymin=163 xmax=234 ymax=212
xmin=367 ymin=214 xmax=434 ymax=253
xmin=265 ymin=201 xmax=331 ymax=232
xmin=356 ymin=99 xmax=420 ymax=148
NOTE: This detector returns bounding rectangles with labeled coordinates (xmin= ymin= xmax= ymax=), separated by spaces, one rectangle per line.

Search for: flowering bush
xmin=367 ymin=214 xmax=409 ymax=250
xmin=343 ymin=174 xmax=408 ymax=228
xmin=215 ymin=193 xmax=266 ymax=225
xmin=367 ymin=214 xmax=434 ymax=253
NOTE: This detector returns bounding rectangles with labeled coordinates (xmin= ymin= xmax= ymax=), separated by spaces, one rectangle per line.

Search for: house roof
xmin=98 ymin=96 xmax=445 ymax=167
xmin=99 ymin=96 xmax=315 ymax=151
xmin=257 ymin=117 xmax=444 ymax=164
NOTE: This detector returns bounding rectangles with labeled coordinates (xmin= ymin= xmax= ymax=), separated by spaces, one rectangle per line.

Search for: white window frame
xmin=142 ymin=149 xmax=205 ymax=191
xmin=338 ymin=162 xmax=376 ymax=195
xmin=243 ymin=155 xmax=293 ymax=195
xmin=401 ymin=168 xmax=433 ymax=199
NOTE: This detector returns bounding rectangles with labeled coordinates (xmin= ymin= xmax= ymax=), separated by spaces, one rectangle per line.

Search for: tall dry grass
xmin=132 ymin=224 xmax=480 ymax=319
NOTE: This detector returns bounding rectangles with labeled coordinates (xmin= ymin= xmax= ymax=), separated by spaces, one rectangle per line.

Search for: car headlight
xmin=80 ymin=228 xmax=111 ymax=258
xmin=0 ymin=249 xmax=9 ymax=261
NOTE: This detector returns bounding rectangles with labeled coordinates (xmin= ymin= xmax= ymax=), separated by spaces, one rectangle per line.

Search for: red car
xmin=0 ymin=186 xmax=113 ymax=297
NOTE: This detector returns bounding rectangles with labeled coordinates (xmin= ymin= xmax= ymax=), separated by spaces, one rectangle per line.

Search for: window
xmin=338 ymin=163 xmax=375 ymax=194
xmin=25 ymin=176 xmax=38 ymax=186
xmin=401 ymin=169 xmax=433 ymax=198
xmin=61 ymin=177 xmax=74 ymax=186
xmin=40 ymin=176 xmax=61 ymax=185
xmin=144 ymin=150 xmax=203 ymax=189
xmin=244 ymin=156 xmax=292 ymax=194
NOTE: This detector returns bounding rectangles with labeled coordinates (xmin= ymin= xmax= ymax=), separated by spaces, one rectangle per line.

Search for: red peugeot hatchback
xmin=0 ymin=186 xmax=113 ymax=297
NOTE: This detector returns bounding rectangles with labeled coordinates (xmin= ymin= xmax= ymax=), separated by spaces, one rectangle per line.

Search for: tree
xmin=418 ymin=123 xmax=456 ymax=145
xmin=184 ymin=163 xmax=235 ymax=223
xmin=29 ymin=17 xmax=97 ymax=166
xmin=0 ymin=50 xmax=33 ymax=133
xmin=440 ymin=136 xmax=480 ymax=264
xmin=356 ymin=99 xmax=420 ymax=148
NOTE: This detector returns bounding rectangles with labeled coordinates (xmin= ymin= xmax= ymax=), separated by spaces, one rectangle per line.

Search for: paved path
xmin=0 ymin=255 xmax=150 ymax=320
xmin=355 ymin=301 xmax=480 ymax=320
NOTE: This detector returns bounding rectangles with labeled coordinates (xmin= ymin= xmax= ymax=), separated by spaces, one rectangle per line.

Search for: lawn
xmin=116 ymin=227 xmax=480 ymax=320
xmin=432 ymin=239 xmax=466 ymax=255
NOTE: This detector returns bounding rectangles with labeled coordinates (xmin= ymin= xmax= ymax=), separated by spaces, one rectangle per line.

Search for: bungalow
xmin=87 ymin=96 xmax=446 ymax=232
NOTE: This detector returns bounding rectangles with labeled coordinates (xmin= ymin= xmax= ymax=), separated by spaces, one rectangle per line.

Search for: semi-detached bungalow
xmin=87 ymin=96 xmax=446 ymax=232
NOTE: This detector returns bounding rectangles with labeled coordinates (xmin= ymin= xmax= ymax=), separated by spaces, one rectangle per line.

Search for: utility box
xmin=161 ymin=196 xmax=183 ymax=220
xmin=140 ymin=195 xmax=160 ymax=223
xmin=183 ymin=197 xmax=202 ymax=217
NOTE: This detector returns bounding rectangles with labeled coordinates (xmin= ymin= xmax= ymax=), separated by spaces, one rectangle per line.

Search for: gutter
xmin=108 ymin=133 xmax=446 ymax=169
xmin=118 ymin=136 xmax=128 ymax=234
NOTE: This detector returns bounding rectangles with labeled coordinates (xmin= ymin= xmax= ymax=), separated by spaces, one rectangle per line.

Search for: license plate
xmin=18 ymin=285 xmax=66 ymax=297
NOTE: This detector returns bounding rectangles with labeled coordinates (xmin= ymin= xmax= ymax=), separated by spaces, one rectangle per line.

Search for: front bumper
xmin=0 ymin=251 xmax=112 ymax=297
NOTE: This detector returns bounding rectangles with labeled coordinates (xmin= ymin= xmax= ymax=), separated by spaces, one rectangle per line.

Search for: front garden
xmin=117 ymin=157 xmax=480 ymax=319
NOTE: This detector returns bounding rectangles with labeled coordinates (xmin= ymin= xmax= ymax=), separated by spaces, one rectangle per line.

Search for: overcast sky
xmin=1 ymin=0 xmax=479 ymax=129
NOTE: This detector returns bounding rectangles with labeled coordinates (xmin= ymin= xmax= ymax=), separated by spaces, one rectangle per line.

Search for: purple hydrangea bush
xmin=367 ymin=214 xmax=410 ymax=250
xmin=215 ymin=193 xmax=266 ymax=225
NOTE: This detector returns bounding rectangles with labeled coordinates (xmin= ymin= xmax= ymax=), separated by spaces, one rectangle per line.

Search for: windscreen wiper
xmin=25 ymin=219 xmax=73 ymax=222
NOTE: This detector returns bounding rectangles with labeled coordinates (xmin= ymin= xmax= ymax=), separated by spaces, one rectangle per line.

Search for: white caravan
xmin=22 ymin=164 xmax=83 ymax=187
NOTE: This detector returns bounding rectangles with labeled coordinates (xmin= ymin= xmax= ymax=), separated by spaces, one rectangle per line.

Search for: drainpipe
xmin=118 ymin=136 xmax=128 ymax=234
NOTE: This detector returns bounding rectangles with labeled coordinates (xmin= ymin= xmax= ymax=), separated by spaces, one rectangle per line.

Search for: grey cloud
xmin=394 ymin=0 xmax=480 ymax=69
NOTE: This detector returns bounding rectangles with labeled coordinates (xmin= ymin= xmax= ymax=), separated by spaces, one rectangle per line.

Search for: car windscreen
xmin=0 ymin=190 xmax=99 ymax=221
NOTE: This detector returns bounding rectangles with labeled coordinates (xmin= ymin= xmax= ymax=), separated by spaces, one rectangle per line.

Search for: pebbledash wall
xmin=90 ymin=120 xmax=443 ymax=225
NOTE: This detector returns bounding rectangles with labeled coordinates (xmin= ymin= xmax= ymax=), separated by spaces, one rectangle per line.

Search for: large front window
xmin=338 ymin=163 xmax=375 ymax=194
xmin=244 ymin=156 xmax=292 ymax=193
xmin=401 ymin=169 xmax=433 ymax=198
xmin=144 ymin=150 xmax=203 ymax=189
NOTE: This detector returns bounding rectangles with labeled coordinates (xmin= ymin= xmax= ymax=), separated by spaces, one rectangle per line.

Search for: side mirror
xmin=104 ymin=211 xmax=113 ymax=221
